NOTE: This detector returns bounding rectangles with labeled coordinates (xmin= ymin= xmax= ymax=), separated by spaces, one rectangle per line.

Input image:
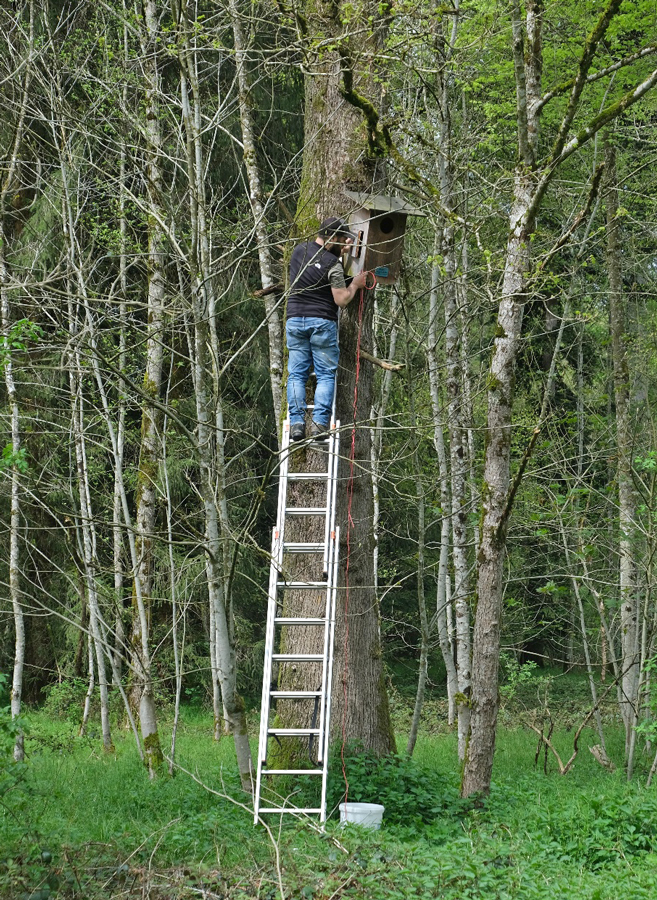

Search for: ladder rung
xmin=268 ymin=728 xmax=320 ymax=736
xmin=288 ymin=472 xmax=329 ymax=481
xmin=274 ymin=617 xmax=327 ymax=625
xmin=276 ymin=581 xmax=327 ymax=589
xmin=283 ymin=542 xmax=325 ymax=552
xmin=272 ymin=653 xmax=324 ymax=662
xmin=286 ymin=507 xmax=327 ymax=516
xmin=257 ymin=807 xmax=323 ymax=814
xmin=270 ymin=690 xmax=322 ymax=698
xmin=261 ymin=769 xmax=323 ymax=775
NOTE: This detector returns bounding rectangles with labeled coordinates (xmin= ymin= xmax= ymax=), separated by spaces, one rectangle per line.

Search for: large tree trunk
xmin=278 ymin=10 xmax=395 ymax=754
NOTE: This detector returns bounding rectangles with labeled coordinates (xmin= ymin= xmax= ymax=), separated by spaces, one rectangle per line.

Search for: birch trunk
xmin=427 ymin=251 xmax=458 ymax=725
xmin=405 ymin=318 xmax=430 ymax=757
xmin=2 ymin=247 xmax=25 ymax=762
xmin=55 ymin=135 xmax=115 ymax=750
xmin=372 ymin=290 xmax=399 ymax=594
xmin=440 ymin=191 xmax=471 ymax=759
xmin=175 ymin=10 xmax=253 ymax=787
xmin=80 ymin=636 xmax=95 ymax=737
xmin=70 ymin=370 xmax=114 ymax=752
xmin=228 ymin=0 xmax=283 ymax=428
xmin=113 ymin=32 xmax=129 ymax=682
xmin=162 ymin=376 xmax=183 ymax=774
xmin=132 ymin=0 xmax=167 ymax=776
xmin=1 ymin=1 xmax=33 ymax=762
xmin=605 ymin=143 xmax=641 ymax=766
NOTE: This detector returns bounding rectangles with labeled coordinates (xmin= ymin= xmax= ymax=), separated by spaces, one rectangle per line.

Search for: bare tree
xmin=463 ymin=0 xmax=657 ymax=796
xmin=605 ymin=143 xmax=641 ymax=772
xmin=1 ymin=0 xmax=34 ymax=763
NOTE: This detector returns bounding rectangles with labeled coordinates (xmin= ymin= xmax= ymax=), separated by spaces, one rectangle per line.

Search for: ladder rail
xmin=255 ymin=419 xmax=291 ymax=814
xmin=316 ymin=525 xmax=336 ymax=765
xmin=321 ymin=524 xmax=340 ymax=822
xmin=255 ymin=396 xmax=340 ymax=825
xmin=322 ymin=419 xmax=339 ymax=576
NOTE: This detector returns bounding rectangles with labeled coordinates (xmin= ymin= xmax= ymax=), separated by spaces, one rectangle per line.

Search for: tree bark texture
xmin=1 ymin=1 xmax=33 ymax=762
xmin=605 ymin=143 xmax=641 ymax=762
xmin=132 ymin=0 xmax=167 ymax=777
xmin=229 ymin=0 xmax=284 ymax=429
xmin=175 ymin=14 xmax=254 ymax=787
xmin=461 ymin=175 xmax=533 ymax=797
xmin=277 ymin=4 xmax=395 ymax=755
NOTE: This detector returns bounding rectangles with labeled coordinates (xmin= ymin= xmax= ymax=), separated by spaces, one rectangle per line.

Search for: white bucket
xmin=339 ymin=802 xmax=385 ymax=829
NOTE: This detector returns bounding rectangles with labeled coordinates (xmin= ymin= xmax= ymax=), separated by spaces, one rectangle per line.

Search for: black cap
xmin=318 ymin=217 xmax=355 ymax=243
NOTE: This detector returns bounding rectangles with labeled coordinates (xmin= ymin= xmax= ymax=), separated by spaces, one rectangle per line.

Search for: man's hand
xmin=332 ymin=269 xmax=369 ymax=307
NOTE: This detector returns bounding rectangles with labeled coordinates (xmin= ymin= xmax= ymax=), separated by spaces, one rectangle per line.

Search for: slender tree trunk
xmin=1 ymin=225 xmax=25 ymax=763
xmin=176 ymin=11 xmax=254 ymax=787
xmin=372 ymin=290 xmax=399 ymax=594
xmin=130 ymin=0 xmax=168 ymax=777
xmin=1 ymin=1 xmax=33 ymax=762
xmin=113 ymin=45 xmax=129 ymax=682
xmin=228 ymin=0 xmax=283 ymax=428
xmin=162 ymin=373 xmax=183 ymax=774
xmin=440 ymin=191 xmax=471 ymax=759
xmin=605 ymin=143 xmax=641 ymax=769
xmin=80 ymin=635 xmax=95 ymax=737
xmin=405 ymin=318 xmax=429 ymax=757
xmin=57 ymin=134 xmax=115 ymax=751
xmin=462 ymin=171 xmax=534 ymax=796
xmin=463 ymin=0 xmax=541 ymax=796
xmin=428 ymin=250 xmax=458 ymax=724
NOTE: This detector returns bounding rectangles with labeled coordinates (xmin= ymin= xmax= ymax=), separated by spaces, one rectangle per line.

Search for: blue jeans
xmin=286 ymin=317 xmax=339 ymax=427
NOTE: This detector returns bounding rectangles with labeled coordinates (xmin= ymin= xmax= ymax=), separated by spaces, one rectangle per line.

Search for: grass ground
xmin=2 ymin=693 xmax=657 ymax=899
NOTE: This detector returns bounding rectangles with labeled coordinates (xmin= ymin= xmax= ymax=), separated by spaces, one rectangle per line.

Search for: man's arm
xmin=330 ymin=268 xmax=368 ymax=307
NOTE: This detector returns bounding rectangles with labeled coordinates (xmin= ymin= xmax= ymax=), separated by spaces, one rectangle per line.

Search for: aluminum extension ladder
xmin=254 ymin=413 xmax=340 ymax=824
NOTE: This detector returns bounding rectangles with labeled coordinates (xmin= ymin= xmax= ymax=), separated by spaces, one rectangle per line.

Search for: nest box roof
xmin=345 ymin=190 xmax=426 ymax=217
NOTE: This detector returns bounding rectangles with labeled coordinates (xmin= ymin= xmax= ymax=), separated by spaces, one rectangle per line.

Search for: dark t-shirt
xmin=286 ymin=241 xmax=346 ymax=321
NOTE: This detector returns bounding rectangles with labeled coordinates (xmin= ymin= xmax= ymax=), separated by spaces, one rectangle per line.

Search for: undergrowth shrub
xmin=541 ymin=790 xmax=657 ymax=868
xmin=326 ymin=744 xmax=462 ymax=825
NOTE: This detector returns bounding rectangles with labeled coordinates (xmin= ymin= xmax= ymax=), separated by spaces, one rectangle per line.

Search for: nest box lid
xmin=345 ymin=190 xmax=426 ymax=217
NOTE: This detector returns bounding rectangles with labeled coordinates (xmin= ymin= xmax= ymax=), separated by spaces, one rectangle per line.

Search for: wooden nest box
xmin=345 ymin=191 xmax=425 ymax=285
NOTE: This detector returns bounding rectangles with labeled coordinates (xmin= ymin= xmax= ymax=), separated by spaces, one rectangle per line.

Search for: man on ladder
xmin=286 ymin=217 xmax=368 ymax=441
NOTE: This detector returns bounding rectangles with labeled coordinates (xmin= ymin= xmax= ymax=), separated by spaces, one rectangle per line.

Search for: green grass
xmin=3 ymin=702 xmax=657 ymax=899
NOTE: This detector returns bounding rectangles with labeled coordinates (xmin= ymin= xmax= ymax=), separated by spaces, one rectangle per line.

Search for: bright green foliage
xmin=2 ymin=708 xmax=657 ymax=898
xmin=0 ymin=674 xmax=26 ymax=812
xmin=0 ymin=445 xmax=28 ymax=474
xmin=326 ymin=744 xmax=462 ymax=824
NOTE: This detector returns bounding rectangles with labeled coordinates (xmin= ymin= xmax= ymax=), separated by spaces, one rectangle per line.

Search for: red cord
xmin=341 ymin=283 xmax=366 ymax=804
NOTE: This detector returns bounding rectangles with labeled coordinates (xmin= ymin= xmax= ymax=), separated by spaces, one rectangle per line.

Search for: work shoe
xmin=290 ymin=422 xmax=306 ymax=441
xmin=310 ymin=421 xmax=329 ymax=442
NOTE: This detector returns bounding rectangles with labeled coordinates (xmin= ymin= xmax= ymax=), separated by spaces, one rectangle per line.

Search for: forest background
xmin=3 ymin=0 xmax=657 ymax=897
